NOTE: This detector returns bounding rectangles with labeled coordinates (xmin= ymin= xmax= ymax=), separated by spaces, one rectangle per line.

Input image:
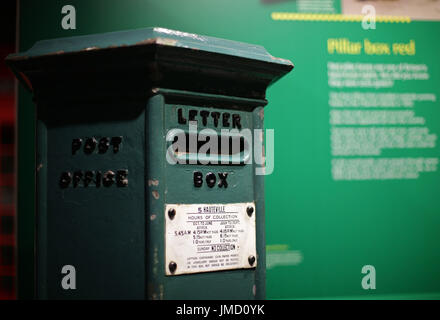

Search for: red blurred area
xmin=0 ymin=1 xmax=17 ymax=299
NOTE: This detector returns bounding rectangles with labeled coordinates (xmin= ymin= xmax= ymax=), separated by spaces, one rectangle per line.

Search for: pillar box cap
xmin=6 ymin=27 xmax=293 ymax=102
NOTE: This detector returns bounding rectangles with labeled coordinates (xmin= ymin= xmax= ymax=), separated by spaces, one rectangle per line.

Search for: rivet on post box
xmin=6 ymin=27 xmax=293 ymax=299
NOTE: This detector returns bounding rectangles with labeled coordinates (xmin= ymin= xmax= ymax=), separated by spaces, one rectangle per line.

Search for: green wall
xmin=17 ymin=0 xmax=440 ymax=299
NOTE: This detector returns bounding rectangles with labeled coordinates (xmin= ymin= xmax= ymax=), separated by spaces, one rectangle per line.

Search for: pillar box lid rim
xmin=6 ymin=27 xmax=293 ymax=68
xmin=6 ymin=27 xmax=294 ymax=101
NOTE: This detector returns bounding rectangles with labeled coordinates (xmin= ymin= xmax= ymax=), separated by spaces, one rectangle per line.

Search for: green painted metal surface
xmin=36 ymin=102 xmax=146 ymax=299
xmin=145 ymin=92 xmax=268 ymax=299
xmin=7 ymin=25 xmax=292 ymax=299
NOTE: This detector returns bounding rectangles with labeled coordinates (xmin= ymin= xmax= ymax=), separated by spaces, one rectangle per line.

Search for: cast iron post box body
xmin=6 ymin=27 xmax=293 ymax=299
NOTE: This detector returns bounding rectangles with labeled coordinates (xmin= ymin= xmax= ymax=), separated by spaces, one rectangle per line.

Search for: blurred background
xmin=2 ymin=0 xmax=440 ymax=300
xmin=0 ymin=0 xmax=16 ymax=300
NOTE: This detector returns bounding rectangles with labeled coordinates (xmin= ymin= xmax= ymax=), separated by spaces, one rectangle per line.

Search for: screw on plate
xmin=247 ymin=206 xmax=254 ymax=217
xmin=168 ymin=208 xmax=176 ymax=220
xmin=169 ymin=261 xmax=177 ymax=274
xmin=248 ymin=255 xmax=256 ymax=266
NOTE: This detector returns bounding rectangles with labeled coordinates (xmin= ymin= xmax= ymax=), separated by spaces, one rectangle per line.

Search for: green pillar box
xmin=6 ymin=27 xmax=293 ymax=299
